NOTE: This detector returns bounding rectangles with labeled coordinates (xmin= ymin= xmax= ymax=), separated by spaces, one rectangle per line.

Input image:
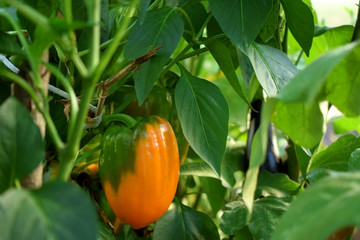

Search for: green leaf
xmin=175 ymin=65 xmax=229 ymax=177
xmin=124 ymin=7 xmax=184 ymax=104
xmin=0 ymin=181 xmax=97 ymax=240
xmin=180 ymin=161 xmax=218 ymax=179
xmin=100 ymin=0 xmax=110 ymax=43
xmin=199 ymin=177 xmax=226 ymax=216
xmin=0 ymin=31 xmax=23 ymax=55
xmin=209 ymin=0 xmax=272 ymax=51
xmin=248 ymin=197 xmax=289 ymax=240
xmin=242 ymin=99 xmax=277 ymax=219
xmin=259 ymin=0 xmax=279 ymax=43
xmin=349 ymin=149 xmax=360 ymax=171
xmin=256 ymin=171 xmax=301 ymax=198
xmin=137 ymin=0 xmax=150 ymax=25
xmin=182 ymin=2 xmax=207 ymax=49
xmin=220 ymin=201 xmax=248 ymax=235
xmin=280 ymin=0 xmax=314 ymax=56
xmin=306 ymin=25 xmax=354 ymax=64
xmin=154 ymin=201 xmax=220 ymax=240
xmin=272 ymin=101 xmax=324 ymax=148
xmin=213 ymin=76 xmax=249 ymax=126
xmin=295 ymin=144 xmax=311 ymax=180
xmin=333 ymin=116 xmax=360 ymax=134
xmin=309 ymin=135 xmax=360 ymax=173
xmin=0 ymin=97 xmax=44 ymax=193
xmin=0 ymin=7 xmax=19 ymax=31
xmin=206 ymin=39 xmax=250 ymax=105
xmin=271 ymin=172 xmax=360 ymax=240
xmin=325 ymin=43 xmax=360 ymax=117
xmin=278 ymin=41 xmax=360 ymax=103
xmin=97 ymin=221 xmax=115 ymax=240
xmin=221 ymin=141 xmax=246 ymax=188
xmin=247 ymin=43 xmax=298 ymax=97
xmin=221 ymin=197 xmax=289 ymax=237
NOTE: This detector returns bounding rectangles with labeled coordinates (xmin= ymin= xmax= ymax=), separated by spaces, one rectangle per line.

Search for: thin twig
xmin=95 ymin=45 xmax=162 ymax=116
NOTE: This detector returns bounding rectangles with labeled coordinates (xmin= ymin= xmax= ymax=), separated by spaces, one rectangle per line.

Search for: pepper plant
xmin=1 ymin=0 xmax=360 ymax=239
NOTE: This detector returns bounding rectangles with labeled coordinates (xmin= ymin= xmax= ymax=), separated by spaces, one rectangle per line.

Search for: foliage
xmin=0 ymin=0 xmax=360 ymax=239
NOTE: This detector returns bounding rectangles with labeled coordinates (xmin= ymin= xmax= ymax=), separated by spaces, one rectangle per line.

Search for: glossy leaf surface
xmin=175 ymin=65 xmax=229 ymax=177
xmin=0 ymin=97 xmax=44 ymax=193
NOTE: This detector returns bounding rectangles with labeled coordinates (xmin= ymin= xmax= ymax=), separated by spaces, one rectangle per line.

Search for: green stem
xmin=63 ymin=0 xmax=73 ymax=25
xmin=160 ymin=43 xmax=194 ymax=76
xmin=44 ymin=62 xmax=79 ymax=136
xmin=57 ymin=83 xmax=95 ymax=181
xmin=71 ymin=54 xmax=89 ymax=78
xmin=281 ymin=23 xmax=288 ymax=54
xmin=102 ymin=114 xmax=138 ymax=128
xmin=351 ymin=1 xmax=360 ymax=41
xmin=148 ymin=0 xmax=162 ymax=10
xmin=0 ymin=11 xmax=39 ymax=83
xmin=2 ymin=0 xmax=53 ymax=34
xmin=294 ymin=50 xmax=303 ymax=66
xmin=178 ymin=47 xmax=208 ymax=61
xmin=195 ymin=13 xmax=212 ymax=40
xmin=88 ymin=0 xmax=101 ymax=75
xmin=1 ymin=71 xmax=39 ymax=103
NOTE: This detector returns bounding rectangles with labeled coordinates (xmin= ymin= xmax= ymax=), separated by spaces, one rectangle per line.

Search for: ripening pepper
xmin=111 ymin=85 xmax=189 ymax=164
xmin=99 ymin=116 xmax=180 ymax=229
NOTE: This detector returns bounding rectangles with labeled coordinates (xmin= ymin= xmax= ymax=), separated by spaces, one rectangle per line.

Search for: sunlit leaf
xmin=272 ymin=172 xmax=360 ymax=240
xmin=175 ymin=65 xmax=229 ymax=176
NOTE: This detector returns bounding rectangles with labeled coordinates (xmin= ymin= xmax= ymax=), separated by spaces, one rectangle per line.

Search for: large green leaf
xmin=325 ymin=43 xmax=360 ymax=117
xmin=221 ymin=197 xmax=289 ymax=238
xmin=209 ymin=0 xmax=272 ymax=51
xmin=199 ymin=177 xmax=226 ymax=216
xmin=306 ymin=25 xmax=354 ymax=64
xmin=0 ymin=181 xmax=97 ymax=240
xmin=242 ymin=99 xmax=277 ymax=219
xmin=272 ymin=172 xmax=360 ymax=240
xmin=206 ymin=39 xmax=250 ymax=105
xmin=247 ymin=43 xmax=298 ymax=97
xmin=255 ymin=171 xmax=301 ymax=198
xmin=280 ymin=0 xmax=314 ymax=56
xmin=272 ymin=101 xmax=324 ymax=148
xmin=124 ymin=7 xmax=184 ymax=104
xmin=175 ymin=65 xmax=229 ymax=177
xmin=308 ymin=135 xmax=360 ymax=182
xmin=0 ymin=97 xmax=44 ymax=193
xmin=278 ymin=41 xmax=360 ymax=103
xmin=153 ymin=201 xmax=220 ymax=240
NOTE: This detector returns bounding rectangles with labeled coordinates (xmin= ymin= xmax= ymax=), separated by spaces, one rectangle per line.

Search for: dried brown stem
xmin=95 ymin=45 xmax=162 ymax=117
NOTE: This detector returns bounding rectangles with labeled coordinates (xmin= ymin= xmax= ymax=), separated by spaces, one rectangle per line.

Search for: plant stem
xmin=160 ymin=43 xmax=194 ymax=76
xmin=63 ymin=0 xmax=73 ymax=25
xmin=281 ymin=23 xmax=288 ymax=54
xmin=57 ymin=0 xmax=102 ymax=181
xmin=57 ymin=84 xmax=95 ymax=181
xmin=95 ymin=46 xmax=162 ymax=116
xmin=88 ymin=0 xmax=101 ymax=76
xmin=351 ymin=1 xmax=360 ymax=41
